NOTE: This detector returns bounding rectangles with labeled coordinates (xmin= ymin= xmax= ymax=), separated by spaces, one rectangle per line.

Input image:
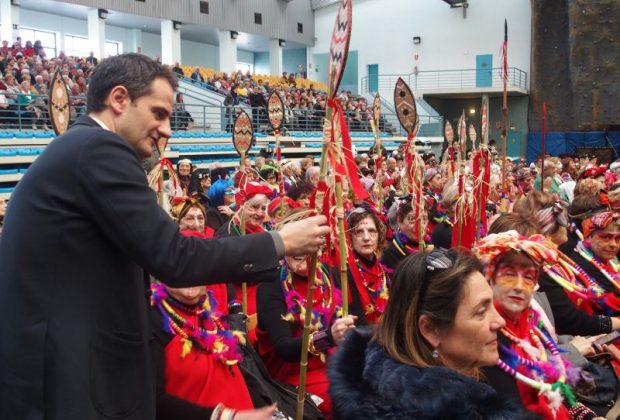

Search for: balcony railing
xmin=361 ymin=67 xmax=528 ymax=95
xmin=0 ymin=94 xmax=444 ymax=137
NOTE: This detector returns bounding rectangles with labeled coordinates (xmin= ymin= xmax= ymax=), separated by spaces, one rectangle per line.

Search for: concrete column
xmin=218 ymin=29 xmax=237 ymax=74
xmin=269 ymin=38 xmax=283 ymax=77
xmin=87 ymin=8 xmax=105 ymax=59
xmin=0 ymin=0 xmax=20 ymax=45
xmin=306 ymin=46 xmax=315 ymax=80
xmin=127 ymin=28 xmax=142 ymax=53
xmin=160 ymin=20 xmax=181 ymax=65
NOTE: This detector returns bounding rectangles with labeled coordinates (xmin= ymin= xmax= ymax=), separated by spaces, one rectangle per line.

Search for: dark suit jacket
xmin=0 ymin=116 xmax=280 ymax=419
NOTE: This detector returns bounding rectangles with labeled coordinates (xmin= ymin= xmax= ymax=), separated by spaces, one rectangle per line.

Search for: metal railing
xmin=0 ymin=94 xmax=444 ymax=137
xmin=361 ymin=67 xmax=528 ymax=95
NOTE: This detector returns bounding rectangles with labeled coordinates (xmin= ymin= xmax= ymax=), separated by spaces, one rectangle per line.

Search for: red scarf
xmin=347 ymin=252 xmax=388 ymax=325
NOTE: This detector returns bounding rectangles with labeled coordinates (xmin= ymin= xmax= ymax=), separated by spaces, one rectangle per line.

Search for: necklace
xmin=576 ymin=241 xmax=620 ymax=292
xmin=498 ymin=314 xmax=577 ymax=414
xmin=280 ymin=262 xmax=341 ymax=334
xmin=151 ymin=283 xmax=244 ymax=366
xmin=392 ymin=231 xmax=418 ymax=257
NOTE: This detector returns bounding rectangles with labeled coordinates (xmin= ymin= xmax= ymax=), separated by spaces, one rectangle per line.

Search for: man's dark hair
xmin=87 ymin=53 xmax=178 ymax=113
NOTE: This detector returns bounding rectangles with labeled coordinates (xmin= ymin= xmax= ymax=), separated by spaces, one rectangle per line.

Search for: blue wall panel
xmin=283 ymin=48 xmax=307 ymax=75
xmin=527 ymin=131 xmax=620 ymax=163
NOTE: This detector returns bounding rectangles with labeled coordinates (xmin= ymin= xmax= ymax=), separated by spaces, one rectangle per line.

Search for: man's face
xmin=115 ymin=77 xmax=174 ymax=159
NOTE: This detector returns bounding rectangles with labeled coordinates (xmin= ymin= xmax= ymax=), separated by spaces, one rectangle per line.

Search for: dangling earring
xmin=432 ymin=349 xmax=439 ymax=359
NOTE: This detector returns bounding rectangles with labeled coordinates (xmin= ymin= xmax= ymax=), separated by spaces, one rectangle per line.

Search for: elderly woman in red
xmin=216 ymin=181 xmax=273 ymax=344
xmin=345 ymin=206 xmax=389 ymax=325
xmin=474 ymin=231 xmax=603 ymax=420
xmin=256 ymin=212 xmax=355 ymax=418
xmin=538 ymin=211 xmax=620 ymax=337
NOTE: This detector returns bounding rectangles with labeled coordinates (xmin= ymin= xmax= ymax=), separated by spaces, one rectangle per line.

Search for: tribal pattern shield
xmin=481 ymin=95 xmax=489 ymax=144
xmin=394 ymin=77 xmax=417 ymax=136
xmin=445 ymin=120 xmax=454 ymax=143
xmin=232 ymin=110 xmax=253 ymax=156
xmin=372 ymin=93 xmax=381 ymax=129
xmin=327 ymin=0 xmax=352 ymax=98
xmin=267 ymin=92 xmax=284 ymax=131
xmin=48 ymin=69 xmax=70 ymax=135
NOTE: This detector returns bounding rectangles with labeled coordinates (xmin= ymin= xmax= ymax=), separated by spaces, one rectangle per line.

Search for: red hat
xmin=236 ymin=181 xmax=273 ymax=207
xmin=268 ymin=196 xmax=299 ymax=216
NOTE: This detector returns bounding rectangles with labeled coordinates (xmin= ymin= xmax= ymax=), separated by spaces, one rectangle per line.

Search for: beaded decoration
xmin=576 ymin=240 xmax=620 ymax=292
xmin=280 ymin=262 xmax=342 ymax=334
xmin=151 ymin=283 xmax=245 ymax=365
xmin=353 ymin=257 xmax=389 ymax=316
xmin=497 ymin=311 xmax=578 ymax=416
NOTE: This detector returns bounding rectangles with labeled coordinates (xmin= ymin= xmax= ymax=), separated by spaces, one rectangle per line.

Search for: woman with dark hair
xmin=329 ymin=249 xmax=523 ymax=419
xmin=206 ymin=179 xmax=235 ymax=231
xmin=172 ymin=92 xmax=193 ymax=131
xmin=382 ymin=198 xmax=428 ymax=272
xmin=345 ymin=207 xmax=388 ymax=325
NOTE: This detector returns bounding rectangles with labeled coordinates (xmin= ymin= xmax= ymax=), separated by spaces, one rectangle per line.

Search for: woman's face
xmin=178 ymin=206 xmax=205 ymax=233
xmin=351 ymin=216 xmax=379 ymax=259
xmin=285 ymin=255 xmax=309 ymax=277
xmin=178 ymin=162 xmax=191 ymax=176
xmin=200 ymin=177 xmax=211 ymax=190
xmin=296 ymin=194 xmax=310 ymax=209
xmin=429 ymin=174 xmax=444 ymax=191
xmin=492 ymin=254 xmax=538 ymax=322
xmin=398 ymin=210 xmax=427 ymax=241
xmin=166 ymin=285 xmax=206 ymax=306
xmin=243 ymin=195 xmax=268 ymax=228
xmin=589 ymin=224 xmax=620 ymax=262
xmin=437 ymin=271 xmax=505 ymax=371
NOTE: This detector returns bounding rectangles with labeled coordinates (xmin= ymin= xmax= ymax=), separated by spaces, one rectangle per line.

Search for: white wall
xmin=313 ymin=0 xmax=531 ymax=86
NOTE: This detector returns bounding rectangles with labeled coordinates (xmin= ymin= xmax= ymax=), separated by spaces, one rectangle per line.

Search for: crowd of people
xmin=0 ymin=36 xmax=95 ymax=129
xmin=180 ymin=65 xmax=380 ymax=133
xmin=3 ymin=53 xmax=620 ymax=420
xmin=146 ymin=129 xmax=620 ymax=419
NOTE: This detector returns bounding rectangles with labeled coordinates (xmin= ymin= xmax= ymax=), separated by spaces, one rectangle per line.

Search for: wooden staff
xmin=297 ymin=1 xmax=352 ymax=419
xmin=501 ymin=19 xmax=509 ymax=212
xmin=540 ymin=102 xmax=547 ymax=193
xmin=394 ymin=78 xmax=423 ymax=246
xmin=232 ymin=110 xmax=254 ymax=314
xmin=456 ymin=110 xmax=466 ymax=248
xmin=369 ymin=93 xmax=383 ymax=208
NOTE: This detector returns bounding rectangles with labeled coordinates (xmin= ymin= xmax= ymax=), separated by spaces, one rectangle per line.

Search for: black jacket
xmin=0 ymin=116 xmax=281 ymax=419
xmin=329 ymin=328 xmax=528 ymax=419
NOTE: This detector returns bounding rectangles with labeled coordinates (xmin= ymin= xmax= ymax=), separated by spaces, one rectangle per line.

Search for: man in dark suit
xmin=86 ymin=51 xmax=98 ymax=66
xmin=0 ymin=53 xmax=328 ymax=419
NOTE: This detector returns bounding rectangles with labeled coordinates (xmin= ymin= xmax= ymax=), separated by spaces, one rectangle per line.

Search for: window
xmin=64 ymin=34 xmax=122 ymax=58
xmin=104 ymin=41 xmax=121 ymax=57
xmin=200 ymin=1 xmax=209 ymax=14
xmin=297 ymin=23 xmax=303 ymax=34
xmin=254 ymin=13 xmax=262 ymax=25
xmin=236 ymin=62 xmax=253 ymax=74
xmin=19 ymin=27 xmax=57 ymax=58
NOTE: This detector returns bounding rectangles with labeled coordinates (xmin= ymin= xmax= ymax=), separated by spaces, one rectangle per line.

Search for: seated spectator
xmin=190 ymin=66 xmax=204 ymax=83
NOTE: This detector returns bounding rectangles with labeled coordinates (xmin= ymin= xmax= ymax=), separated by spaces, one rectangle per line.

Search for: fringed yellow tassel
xmin=181 ymin=338 xmax=192 ymax=358
xmin=232 ymin=330 xmax=247 ymax=346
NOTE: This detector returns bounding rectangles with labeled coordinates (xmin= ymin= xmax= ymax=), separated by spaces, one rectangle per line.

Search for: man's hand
xmin=278 ymin=215 xmax=330 ymax=256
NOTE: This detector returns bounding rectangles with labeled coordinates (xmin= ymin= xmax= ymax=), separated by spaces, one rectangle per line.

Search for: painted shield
xmin=232 ymin=110 xmax=253 ymax=155
xmin=48 ymin=69 xmax=70 ymax=135
xmin=267 ymin=92 xmax=284 ymax=131
xmin=445 ymin=120 xmax=454 ymax=143
xmin=327 ymin=0 xmax=352 ymax=98
xmin=394 ymin=77 xmax=417 ymax=136
xmin=481 ymin=95 xmax=489 ymax=144
xmin=469 ymin=123 xmax=477 ymax=144
xmin=372 ymin=93 xmax=381 ymax=129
